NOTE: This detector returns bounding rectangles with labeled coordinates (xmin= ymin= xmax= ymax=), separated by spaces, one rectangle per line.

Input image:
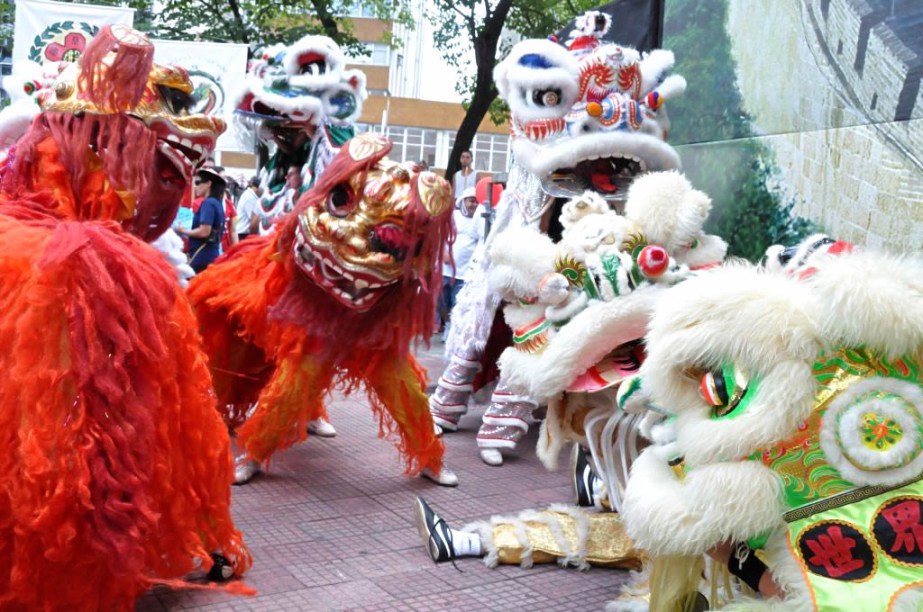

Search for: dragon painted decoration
xmin=188 ymin=132 xmax=455 ymax=483
xmin=233 ymin=34 xmax=367 ymax=204
xmin=619 ymin=241 xmax=923 ymax=610
xmin=433 ymin=11 xmax=688 ymax=466
xmin=0 ymin=26 xmax=251 ymax=609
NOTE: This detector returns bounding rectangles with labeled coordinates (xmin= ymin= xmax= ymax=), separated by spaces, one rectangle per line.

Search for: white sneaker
xmin=421 ymin=466 xmax=459 ymax=487
xmin=233 ymin=458 xmax=260 ymax=485
xmin=480 ymin=448 xmax=504 ymax=466
xmin=308 ymin=417 xmax=337 ymax=438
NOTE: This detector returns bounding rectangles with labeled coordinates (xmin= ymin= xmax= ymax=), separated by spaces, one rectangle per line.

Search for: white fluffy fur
xmin=638 ymin=49 xmax=677 ymax=94
xmin=151 ymin=228 xmax=195 ymax=288
xmin=559 ymin=190 xmax=609 ymax=228
xmin=487 ymin=227 xmax=557 ymax=301
xmin=0 ymin=102 xmax=39 ymax=151
xmin=641 ymin=265 xmax=821 ymax=466
xmin=623 ymin=448 xmax=785 ymax=556
xmin=513 ymin=132 xmax=681 ymax=178
xmin=624 ymin=170 xmax=711 ymax=252
xmin=494 ymin=39 xmax=580 ymax=120
xmin=283 ymin=35 xmax=347 ymax=88
xmin=804 ymin=248 xmax=923 ymax=358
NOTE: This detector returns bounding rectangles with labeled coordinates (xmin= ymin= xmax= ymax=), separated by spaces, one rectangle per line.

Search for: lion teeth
xmin=354 ymin=279 xmax=369 ymax=289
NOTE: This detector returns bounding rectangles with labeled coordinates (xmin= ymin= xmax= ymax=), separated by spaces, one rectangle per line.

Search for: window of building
xmin=347 ymin=42 xmax=391 ymax=66
xmin=356 ymin=124 xmax=509 ymax=173
xmin=341 ymin=1 xmax=377 ymax=17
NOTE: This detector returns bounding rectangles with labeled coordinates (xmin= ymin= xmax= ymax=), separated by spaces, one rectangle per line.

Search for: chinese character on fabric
xmin=873 ymin=496 xmax=923 ymax=566
xmin=798 ymin=521 xmax=874 ymax=581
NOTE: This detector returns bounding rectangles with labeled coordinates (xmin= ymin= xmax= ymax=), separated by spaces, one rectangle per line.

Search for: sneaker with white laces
xmin=307 ymin=417 xmax=337 ymax=437
xmin=421 ymin=465 xmax=459 ymax=487
xmin=414 ymin=497 xmax=457 ymax=563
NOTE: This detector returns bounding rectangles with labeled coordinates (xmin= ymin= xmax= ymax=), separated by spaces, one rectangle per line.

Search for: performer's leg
xmin=429 ymin=350 xmax=482 ymax=432
xmin=475 ymin=379 xmax=537 ymax=466
xmin=363 ymin=353 xmax=457 ymax=486
xmin=416 ymin=498 xmax=642 ymax=570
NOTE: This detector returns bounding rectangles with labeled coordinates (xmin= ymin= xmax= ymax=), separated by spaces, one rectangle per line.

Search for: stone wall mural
xmin=664 ymin=0 xmax=922 ymax=258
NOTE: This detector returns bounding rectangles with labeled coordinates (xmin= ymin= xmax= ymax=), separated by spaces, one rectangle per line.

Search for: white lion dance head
xmin=494 ymin=12 xmax=686 ymax=202
xmin=233 ymin=35 xmax=368 ymax=190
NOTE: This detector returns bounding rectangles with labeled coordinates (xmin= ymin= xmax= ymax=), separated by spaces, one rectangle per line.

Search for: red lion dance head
xmin=1 ymin=24 xmax=224 ymax=240
xmin=270 ymin=132 xmax=455 ymax=353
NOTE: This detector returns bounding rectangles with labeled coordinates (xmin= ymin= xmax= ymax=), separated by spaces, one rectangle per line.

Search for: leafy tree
xmin=663 ymin=0 xmax=818 ymax=261
xmin=150 ymin=0 xmax=413 ymax=57
xmin=429 ymin=0 xmax=598 ymax=179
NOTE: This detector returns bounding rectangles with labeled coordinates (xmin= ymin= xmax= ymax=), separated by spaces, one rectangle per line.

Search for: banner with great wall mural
xmin=664 ymin=0 xmax=922 ymax=260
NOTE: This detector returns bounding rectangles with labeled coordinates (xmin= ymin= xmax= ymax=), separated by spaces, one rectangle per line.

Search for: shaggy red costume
xmin=0 ymin=26 xmax=250 ymax=610
xmin=188 ymin=133 xmax=454 ymax=478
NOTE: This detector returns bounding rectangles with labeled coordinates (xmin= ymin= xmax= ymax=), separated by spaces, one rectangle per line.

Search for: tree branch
xmin=227 ymin=0 xmax=250 ymax=44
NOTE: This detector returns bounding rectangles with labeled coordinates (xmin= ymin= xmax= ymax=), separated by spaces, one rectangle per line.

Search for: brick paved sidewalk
xmin=137 ymin=340 xmax=631 ymax=611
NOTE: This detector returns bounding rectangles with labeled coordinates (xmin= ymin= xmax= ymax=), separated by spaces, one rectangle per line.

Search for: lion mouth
xmin=544 ymin=155 xmax=646 ymax=199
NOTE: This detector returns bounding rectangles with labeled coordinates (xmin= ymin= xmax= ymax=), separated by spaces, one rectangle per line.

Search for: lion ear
xmin=344 ymin=70 xmax=368 ymax=102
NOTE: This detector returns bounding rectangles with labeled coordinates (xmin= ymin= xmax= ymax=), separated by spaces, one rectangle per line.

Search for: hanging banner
xmin=12 ymin=0 xmax=134 ymax=67
xmin=152 ymin=39 xmax=249 ymax=152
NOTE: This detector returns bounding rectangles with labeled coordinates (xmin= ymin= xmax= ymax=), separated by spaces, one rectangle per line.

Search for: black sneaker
xmin=571 ymin=444 xmax=600 ymax=507
xmin=414 ymin=497 xmax=457 ymax=563
xmin=206 ymin=552 xmax=235 ymax=582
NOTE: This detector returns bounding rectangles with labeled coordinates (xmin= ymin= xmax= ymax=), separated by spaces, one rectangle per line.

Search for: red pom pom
xmin=638 ymin=245 xmax=669 ymax=277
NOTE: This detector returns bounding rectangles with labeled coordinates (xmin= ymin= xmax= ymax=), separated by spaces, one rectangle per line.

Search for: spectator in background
xmin=417 ymin=159 xmax=430 ymax=171
xmin=259 ymin=165 xmax=303 ymax=236
xmin=236 ymin=176 xmax=263 ymax=241
xmin=437 ymin=186 xmax=485 ymax=335
xmin=177 ymin=168 xmax=226 ymax=273
xmin=212 ymin=165 xmax=239 ymax=252
xmin=452 ymin=150 xmax=476 ymax=201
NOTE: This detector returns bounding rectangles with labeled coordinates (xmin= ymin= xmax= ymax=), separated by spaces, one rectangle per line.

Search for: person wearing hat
xmin=437 ymin=186 xmax=485 ymax=335
xmin=177 ymin=167 xmax=227 ymax=273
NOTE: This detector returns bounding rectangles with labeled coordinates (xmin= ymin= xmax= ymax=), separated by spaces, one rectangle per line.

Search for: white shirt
xmin=235 ymin=187 xmax=261 ymax=235
xmin=453 ymin=169 xmax=477 ymax=201
xmin=443 ymin=205 xmax=485 ymax=279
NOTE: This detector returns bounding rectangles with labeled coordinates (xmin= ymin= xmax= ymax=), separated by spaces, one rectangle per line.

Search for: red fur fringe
xmin=0 ymin=209 xmax=251 ymax=609
xmin=2 ymin=117 xmax=173 ymax=242
xmin=79 ymin=25 xmax=154 ymax=113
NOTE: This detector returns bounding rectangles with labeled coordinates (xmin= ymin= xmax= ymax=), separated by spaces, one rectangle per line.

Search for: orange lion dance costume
xmin=0 ymin=26 xmax=251 ymax=610
xmin=188 ymin=133 xmax=456 ymax=485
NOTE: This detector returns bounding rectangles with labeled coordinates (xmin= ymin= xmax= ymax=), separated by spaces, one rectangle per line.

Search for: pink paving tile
xmin=136 ymin=343 xmax=625 ymax=611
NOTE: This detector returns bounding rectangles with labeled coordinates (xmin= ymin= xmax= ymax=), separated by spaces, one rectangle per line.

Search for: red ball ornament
xmin=638 ymin=245 xmax=669 ymax=277
xmin=475 ymin=176 xmax=504 ymax=208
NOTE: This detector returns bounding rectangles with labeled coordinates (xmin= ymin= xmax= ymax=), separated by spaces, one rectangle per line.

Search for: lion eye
xmin=700 ymin=371 xmax=729 ymax=407
xmin=699 ymin=366 xmax=750 ymax=419
xmin=325 ymin=184 xmax=354 ymax=217
xmin=530 ymin=88 xmax=562 ymax=107
xmin=299 ymin=60 xmax=326 ymax=76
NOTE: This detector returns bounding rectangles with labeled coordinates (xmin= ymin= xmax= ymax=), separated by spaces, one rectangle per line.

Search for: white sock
xmin=450 ymin=529 xmax=482 ymax=557
xmin=592 ymin=476 xmax=606 ymax=505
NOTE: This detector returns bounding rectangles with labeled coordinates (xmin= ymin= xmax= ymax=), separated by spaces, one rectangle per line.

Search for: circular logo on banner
xmin=188 ymin=69 xmax=225 ymax=116
xmin=28 ymin=21 xmax=99 ymax=64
